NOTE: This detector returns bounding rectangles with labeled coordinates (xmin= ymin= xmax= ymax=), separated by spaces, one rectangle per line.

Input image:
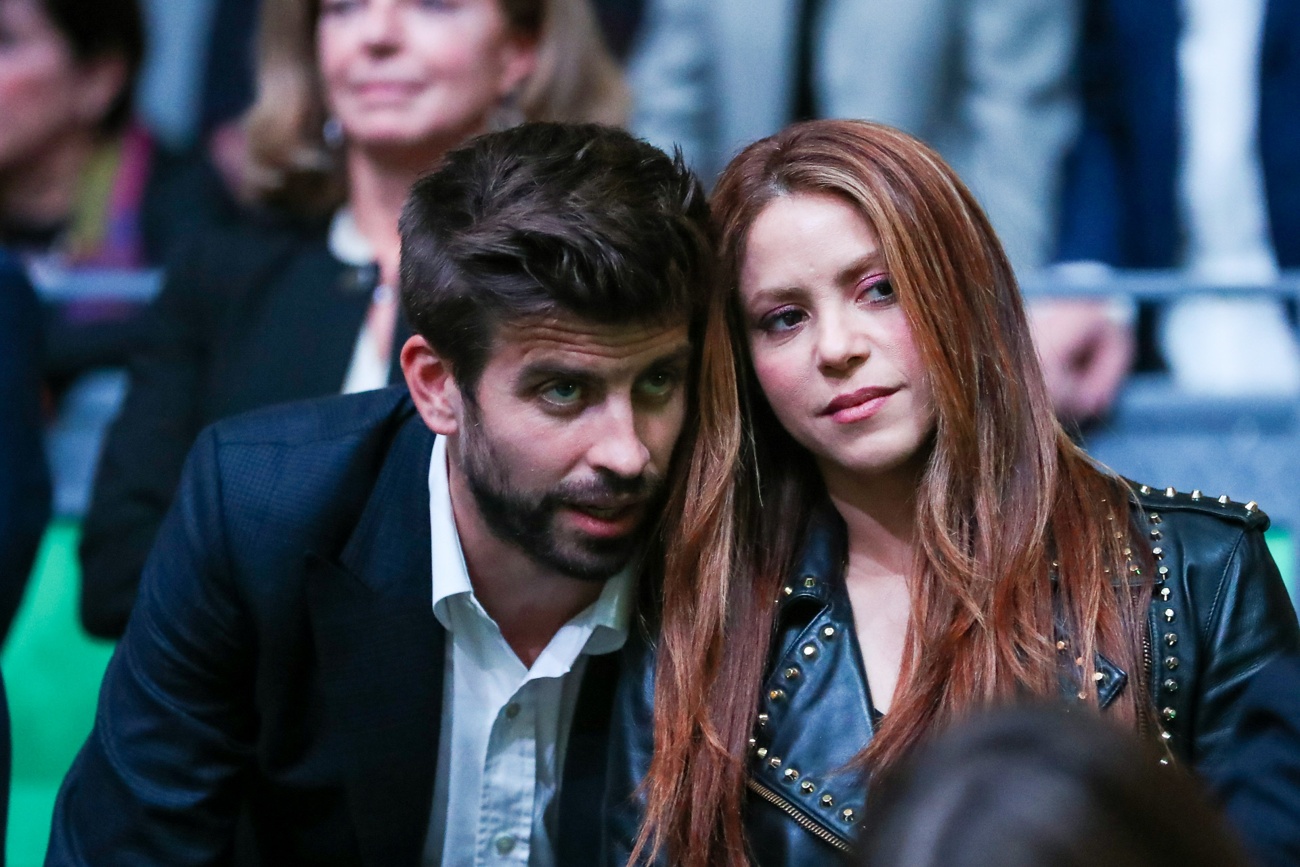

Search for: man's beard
xmin=456 ymin=413 xmax=664 ymax=583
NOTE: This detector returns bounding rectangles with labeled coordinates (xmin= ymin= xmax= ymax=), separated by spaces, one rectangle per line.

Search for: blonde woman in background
xmin=79 ymin=0 xmax=627 ymax=639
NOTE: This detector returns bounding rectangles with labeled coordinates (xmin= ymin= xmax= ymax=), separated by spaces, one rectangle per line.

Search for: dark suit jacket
xmin=47 ymin=387 xmax=619 ymax=866
xmin=1217 ymin=655 xmax=1300 ymax=867
xmin=1056 ymin=0 xmax=1300 ymax=267
xmin=79 ymin=218 xmax=404 ymax=638
xmin=0 ymin=250 xmax=51 ymax=641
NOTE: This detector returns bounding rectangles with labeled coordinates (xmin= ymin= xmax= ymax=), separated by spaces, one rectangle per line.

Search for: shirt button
xmin=504 ymin=702 xmax=521 ymax=720
xmin=495 ymin=835 xmax=516 ymax=856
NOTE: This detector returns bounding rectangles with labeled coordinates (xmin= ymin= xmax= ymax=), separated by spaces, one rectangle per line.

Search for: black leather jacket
xmin=605 ymin=485 xmax=1300 ymax=865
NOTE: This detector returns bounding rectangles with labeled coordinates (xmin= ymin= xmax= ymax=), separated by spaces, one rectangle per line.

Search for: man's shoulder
xmin=195 ymin=386 xmax=427 ymax=523
xmin=183 ymin=387 xmax=431 ymax=570
xmin=208 ymin=385 xmax=419 ymax=451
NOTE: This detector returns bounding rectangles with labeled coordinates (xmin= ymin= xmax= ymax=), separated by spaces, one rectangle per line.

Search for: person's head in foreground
xmin=626 ymin=119 xmax=1294 ymax=866
xmin=400 ymin=121 xmax=712 ymax=584
xmin=856 ymin=704 xmax=1252 ymax=867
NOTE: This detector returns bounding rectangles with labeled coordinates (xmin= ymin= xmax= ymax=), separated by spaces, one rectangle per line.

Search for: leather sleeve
xmin=1188 ymin=525 xmax=1300 ymax=778
xmin=1214 ymin=655 xmax=1300 ymax=867
xmin=602 ymin=633 xmax=665 ymax=867
xmin=48 ymin=426 xmax=256 ymax=866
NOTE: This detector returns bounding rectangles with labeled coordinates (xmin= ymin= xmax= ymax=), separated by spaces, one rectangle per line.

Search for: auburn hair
xmin=241 ymin=0 xmax=629 ymax=216
xmin=636 ymin=120 xmax=1156 ymax=866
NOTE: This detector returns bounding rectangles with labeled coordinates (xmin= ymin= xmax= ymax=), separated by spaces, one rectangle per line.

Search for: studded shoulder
xmin=1126 ymin=480 xmax=1271 ymax=532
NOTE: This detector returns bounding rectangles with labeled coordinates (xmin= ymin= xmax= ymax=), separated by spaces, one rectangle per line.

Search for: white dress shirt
xmin=422 ymin=437 xmax=632 ymax=866
xmin=1163 ymin=0 xmax=1300 ymax=394
xmin=328 ymin=208 xmax=395 ymax=395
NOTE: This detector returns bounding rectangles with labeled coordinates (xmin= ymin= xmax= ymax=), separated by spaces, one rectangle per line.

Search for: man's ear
xmin=401 ymin=335 xmax=462 ymax=435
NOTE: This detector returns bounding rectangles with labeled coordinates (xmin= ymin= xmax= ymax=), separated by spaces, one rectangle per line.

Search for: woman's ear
xmin=496 ymin=29 xmax=539 ymax=101
xmin=401 ymin=335 xmax=463 ymax=436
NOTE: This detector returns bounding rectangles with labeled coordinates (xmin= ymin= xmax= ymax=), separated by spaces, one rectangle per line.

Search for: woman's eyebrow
xmin=835 ymin=251 xmax=887 ymax=286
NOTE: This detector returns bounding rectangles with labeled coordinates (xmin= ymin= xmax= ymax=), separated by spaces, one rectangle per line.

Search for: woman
xmin=0 ymin=0 xmax=147 ymax=268
xmin=79 ymin=0 xmax=627 ymax=638
xmin=607 ymin=120 xmax=1300 ymax=866
xmin=0 ymin=0 xmax=158 ymax=383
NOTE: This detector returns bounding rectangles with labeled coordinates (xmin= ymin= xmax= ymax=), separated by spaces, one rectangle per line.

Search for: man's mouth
xmin=576 ymin=504 xmax=627 ymax=520
xmin=563 ymin=500 xmax=645 ymax=538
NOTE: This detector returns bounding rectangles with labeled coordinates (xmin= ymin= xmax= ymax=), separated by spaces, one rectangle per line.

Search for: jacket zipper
xmin=746 ymin=778 xmax=853 ymax=853
xmin=1141 ymin=607 xmax=1180 ymax=765
xmin=1139 ymin=615 xmax=1153 ymax=742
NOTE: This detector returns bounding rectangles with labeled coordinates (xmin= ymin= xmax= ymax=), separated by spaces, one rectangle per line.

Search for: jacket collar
xmin=754 ymin=497 xmax=1135 ymax=851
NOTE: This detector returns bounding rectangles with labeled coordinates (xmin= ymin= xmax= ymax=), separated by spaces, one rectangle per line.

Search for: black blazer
xmin=48 ymin=387 xmax=619 ymax=866
xmin=79 ymin=219 xmax=402 ymax=638
xmin=0 ymin=251 xmax=51 ymax=641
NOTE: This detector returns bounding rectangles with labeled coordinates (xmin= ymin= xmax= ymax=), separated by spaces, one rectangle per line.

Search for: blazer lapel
xmin=306 ymin=415 xmax=442 ymax=867
xmin=555 ymin=651 xmax=621 ymax=865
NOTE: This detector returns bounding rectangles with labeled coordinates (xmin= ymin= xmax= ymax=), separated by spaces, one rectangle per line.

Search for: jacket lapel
xmin=556 ymin=651 xmax=621 ymax=864
xmin=306 ymin=414 xmax=442 ymax=867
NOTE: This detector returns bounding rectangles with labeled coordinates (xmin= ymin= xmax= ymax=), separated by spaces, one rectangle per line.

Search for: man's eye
xmin=541 ymin=382 xmax=583 ymax=405
xmin=319 ymin=0 xmax=362 ymax=14
xmin=637 ymin=371 xmax=678 ymax=398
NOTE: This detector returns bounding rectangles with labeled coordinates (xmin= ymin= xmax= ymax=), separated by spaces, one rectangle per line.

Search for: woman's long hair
xmin=242 ymin=0 xmax=628 ymax=216
xmin=636 ymin=120 xmax=1156 ymax=867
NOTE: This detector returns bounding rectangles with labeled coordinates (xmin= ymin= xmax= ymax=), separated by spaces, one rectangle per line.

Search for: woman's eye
xmin=860 ymin=278 xmax=896 ymax=304
xmin=541 ymin=381 xmax=583 ymax=406
xmin=758 ymin=307 xmax=807 ymax=333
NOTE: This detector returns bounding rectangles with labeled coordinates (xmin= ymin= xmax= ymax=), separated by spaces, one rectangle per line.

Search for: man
xmin=46 ymin=122 xmax=712 ymax=866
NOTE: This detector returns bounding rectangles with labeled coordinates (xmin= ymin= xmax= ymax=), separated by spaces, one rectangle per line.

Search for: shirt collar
xmin=426 ymin=437 xmax=632 ymax=656
xmin=328 ymin=207 xmax=376 ymax=267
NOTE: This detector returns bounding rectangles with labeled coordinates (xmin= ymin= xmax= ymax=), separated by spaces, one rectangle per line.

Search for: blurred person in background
xmin=624 ymin=0 xmax=1079 ymax=275
xmin=0 ymin=0 xmax=158 ymax=385
xmin=0 ymin=0 xmax=147 ymax=268
xmin=1051 ymin=0 xmax=1300 ymax=402
xmin=0 ymin=250 xmax=51 ymax=642
xmin=140 ymin=0 xmax=645 ymax=242
xmin=78 ymin=0 xmax=628 ymax=640
xmin=854 ymin=705 xmax=1254 ymax=867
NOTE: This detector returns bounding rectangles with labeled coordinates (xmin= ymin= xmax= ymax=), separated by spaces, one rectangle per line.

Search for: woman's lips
xmin=821 ymin=385 xmax=899 ymax=424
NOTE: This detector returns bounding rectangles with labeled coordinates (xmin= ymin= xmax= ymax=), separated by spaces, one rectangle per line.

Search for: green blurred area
xmin=2 ymin=521 xmax=114 ymax=867
xmin=1 ymin=522 xmax=1297 ymax=866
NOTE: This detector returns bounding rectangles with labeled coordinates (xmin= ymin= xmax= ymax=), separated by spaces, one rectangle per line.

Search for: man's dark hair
xmin=399 ymin=122 xmax=713 ymax=390
xmin=40 ymin=0 xmax=145 ymax=136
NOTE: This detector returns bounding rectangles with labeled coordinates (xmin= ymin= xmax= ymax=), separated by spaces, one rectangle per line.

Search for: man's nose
xmin=586 ymin=402 xmax=652 ymax=481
